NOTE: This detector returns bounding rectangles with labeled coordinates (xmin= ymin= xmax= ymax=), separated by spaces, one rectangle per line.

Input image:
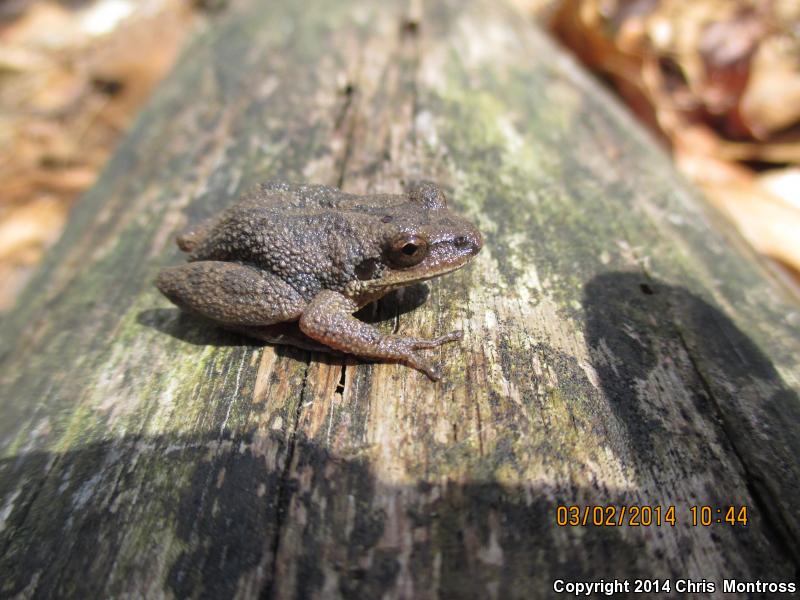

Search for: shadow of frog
xmin=136 ymin=282 xmax=430 ymax=352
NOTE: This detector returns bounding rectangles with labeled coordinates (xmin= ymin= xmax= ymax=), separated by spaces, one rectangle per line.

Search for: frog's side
xmin=156 ymin=181 xmax=482 ymax=380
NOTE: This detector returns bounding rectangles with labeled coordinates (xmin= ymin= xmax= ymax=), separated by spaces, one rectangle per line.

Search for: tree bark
xmin=1 ymin=0 xmax=799 ymax=598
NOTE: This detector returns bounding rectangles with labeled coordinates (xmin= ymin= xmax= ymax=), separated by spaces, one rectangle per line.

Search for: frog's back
xmin=236 ymin=181 xmax=410 ymax=213
xmin=237 ymin=182 xmax=357 ymax=211
xmin=186 ymin=183 xmax=371 ymax=273
xmin=183 ymin=180 xmax=414 ymax=267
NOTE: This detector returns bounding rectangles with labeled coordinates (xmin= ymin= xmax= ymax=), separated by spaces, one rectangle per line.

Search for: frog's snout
xmin=455 ymin=226 xmax=483 ymax=257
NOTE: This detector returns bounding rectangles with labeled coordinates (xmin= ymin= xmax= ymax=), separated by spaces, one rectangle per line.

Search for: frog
xmin=155 ymin=181 xmax=483 ymax=380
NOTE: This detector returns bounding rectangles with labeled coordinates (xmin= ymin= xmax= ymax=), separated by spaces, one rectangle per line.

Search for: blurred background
xmin=1 ymin=0 xmax=799 ymax=311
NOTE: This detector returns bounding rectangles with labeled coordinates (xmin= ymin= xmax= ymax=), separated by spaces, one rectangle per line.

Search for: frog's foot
xmin=299 ymin=290 xmax=461 ymax=381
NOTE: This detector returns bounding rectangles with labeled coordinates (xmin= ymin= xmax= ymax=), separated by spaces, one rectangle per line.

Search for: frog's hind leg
xmin=156 ymin=261 xmax=305 ymax=326
xmin=299 ymin=290 xmax=462 ymax=380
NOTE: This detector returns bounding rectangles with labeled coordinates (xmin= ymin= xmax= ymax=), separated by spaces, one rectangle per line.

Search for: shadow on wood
xmin=583 ymin=272 xmax=800 ymax=563
xmin=1 ymin=273 xmax=796 ymax=598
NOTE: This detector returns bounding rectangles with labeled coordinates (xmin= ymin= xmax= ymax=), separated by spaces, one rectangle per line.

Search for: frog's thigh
xmin=156 ymin=261 xmax=304 ymax=326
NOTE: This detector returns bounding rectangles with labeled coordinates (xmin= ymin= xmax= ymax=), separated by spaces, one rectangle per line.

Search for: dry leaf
xmin=740 ymin=36 xmax=800 ymax=138
xmin=0 ymin=0 xmax=200 ymax=311
xmin=549 ymin=0 xmax=800 ymax=290
xmin=759 ymin=167 xmax=800 ymax=211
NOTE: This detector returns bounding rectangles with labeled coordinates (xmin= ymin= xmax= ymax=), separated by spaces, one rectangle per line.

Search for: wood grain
xmin=1 ymin=0 xmax=798 ymax=598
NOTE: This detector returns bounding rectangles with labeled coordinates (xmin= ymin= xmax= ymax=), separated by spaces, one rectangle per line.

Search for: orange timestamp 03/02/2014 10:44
xmin=555 ymin=504 xmax=748 ymax=527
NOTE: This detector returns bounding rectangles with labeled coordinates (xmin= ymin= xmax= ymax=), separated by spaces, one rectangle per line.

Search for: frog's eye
xmin=387 ymin=234 xmax=429 ymax=267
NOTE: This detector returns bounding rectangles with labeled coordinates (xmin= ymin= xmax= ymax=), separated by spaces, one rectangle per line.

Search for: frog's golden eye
xmin=387 ymin=234 xmax=429 ymax=267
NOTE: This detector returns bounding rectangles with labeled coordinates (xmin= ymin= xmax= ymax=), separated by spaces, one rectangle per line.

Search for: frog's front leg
xmin=156 ymin=261 xmax=305 ymax=326
xmin=299 ymin=290 xmax=462 ymax=380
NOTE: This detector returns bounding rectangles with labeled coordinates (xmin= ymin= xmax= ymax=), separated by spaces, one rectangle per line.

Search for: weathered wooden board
xmin=1 ymin=0 xmax=799 ymax=598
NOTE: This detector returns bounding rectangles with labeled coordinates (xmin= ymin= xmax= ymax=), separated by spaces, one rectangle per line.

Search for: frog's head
xmin=348 ymin=182 xmax=483 ymax=298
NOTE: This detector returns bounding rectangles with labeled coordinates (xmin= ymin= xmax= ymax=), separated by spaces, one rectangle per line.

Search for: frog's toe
xmin=405 ymin=356 xmax=442 ymax=381
xmin=436 ymin=330 xmax=463 ymax=345
xmin=411 ymin=330 xmax=463 ymax=349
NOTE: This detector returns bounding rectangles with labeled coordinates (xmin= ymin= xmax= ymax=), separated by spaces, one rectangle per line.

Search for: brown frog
xmin=156 ymin=181 xmax=482 ymax=380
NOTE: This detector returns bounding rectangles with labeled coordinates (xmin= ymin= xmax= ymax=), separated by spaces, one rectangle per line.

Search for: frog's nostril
xmin=457 ymin=229 xmax=483 ymax=254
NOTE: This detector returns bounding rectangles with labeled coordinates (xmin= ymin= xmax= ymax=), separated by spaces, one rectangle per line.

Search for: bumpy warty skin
xmin=155 ymin=181 xmax=483 ymax=380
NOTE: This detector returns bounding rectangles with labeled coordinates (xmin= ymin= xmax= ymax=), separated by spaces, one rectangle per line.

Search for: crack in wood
xmin=263 ymin=360 xmax=311 ymax=598
xmin=261 ymin=24 xmax=372 ymax=594
xmin=399 ymin=18 xmax=419 ymax=38
xmin=332 ymin=82 xmax=356 ymax=132
xmin=335 ymin=364 xmax=347 ymax=395
xmin=474 ymin=397 xmax=485 ymax=458
xmin=335 ymin=82 xmax=359 ymax=189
